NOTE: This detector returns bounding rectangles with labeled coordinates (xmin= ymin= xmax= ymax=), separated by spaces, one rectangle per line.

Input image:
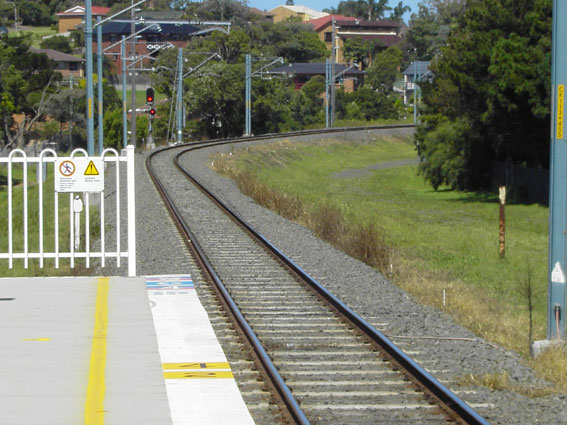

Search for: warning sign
xmin=55 ymin=158 xmax=104 ymax=193
xmin=85 ymin=160 xmax=100 ymax=176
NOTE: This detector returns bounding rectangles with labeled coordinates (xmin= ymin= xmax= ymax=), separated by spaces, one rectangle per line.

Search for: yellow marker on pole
xmin=557 ymin=84 xmax=564 ymax=139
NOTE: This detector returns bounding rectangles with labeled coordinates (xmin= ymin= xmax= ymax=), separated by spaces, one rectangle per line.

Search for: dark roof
xmin=30 ymin=47 xmax=84 ymax=62
xmin=101 ymin=21 xmax=200 ymax=36
xmin=134 ymin=10 xmax=186 ymax=20
xmin=403 ymin=61 xmax=431 ymax=77
xmin=269 ymin=62 xmax=364 ymax=76
xmin=340 ymin=33 xmax=402 ymax=47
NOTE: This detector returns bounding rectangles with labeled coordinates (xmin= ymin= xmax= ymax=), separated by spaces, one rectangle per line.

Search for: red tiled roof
xmin=309 ymin=14 xmax=356 ymax=31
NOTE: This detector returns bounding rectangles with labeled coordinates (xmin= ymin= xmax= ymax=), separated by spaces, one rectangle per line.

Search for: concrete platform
xmin=0 ymin=275 xmax=255 ymax=425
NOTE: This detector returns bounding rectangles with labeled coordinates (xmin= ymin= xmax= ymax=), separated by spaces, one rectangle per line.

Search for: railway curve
xmin=145 ymin=126 xmax=491 ymax=425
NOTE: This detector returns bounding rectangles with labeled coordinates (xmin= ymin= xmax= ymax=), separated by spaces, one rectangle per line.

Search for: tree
xmin=245 ymin=20 xmax=328 ymax=63
xmin=40 ymin=36 xmax=72 ymax=54
xmin=404 ymin=0 xmax=465 ymax=63
xmin=389 ymin=1 xmax=411 ymax=21
xmin=0 ymin=37 xmax=61 ymax=149
xmin=416 ymin=0 xmax=552 ymax=191
xmin=366 ymin=45 xmax=403 ymax=93
xmin=19 ymin=0 xmax=51 ymax=26
xmin=326 ymin=0 xmax=393 ymax=20
xmin=184 ymin=62 xmax=245 ymax=138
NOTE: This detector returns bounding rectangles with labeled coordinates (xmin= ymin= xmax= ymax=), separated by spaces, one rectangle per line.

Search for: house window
xmin=69 ymin=62 xmax=79 ymax=71
xmin=324 ymin=32 xmax=332 ymax=42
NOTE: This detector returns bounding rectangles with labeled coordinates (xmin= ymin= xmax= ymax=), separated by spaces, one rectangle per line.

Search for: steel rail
xmin=171 ymin=127 xmax=490 ymax=425
xmin=148 ymin=125 xmax=490 ymax=424
xmin=146 ymin=148 xmax=310 ymax=425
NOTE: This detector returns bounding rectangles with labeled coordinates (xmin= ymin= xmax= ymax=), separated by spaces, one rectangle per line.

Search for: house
xmin=97 ymin=21 xmax=202 ymax=73
xmin=248 ymin=8 xmax=275 ymax=22
xmin=402 ymin=61 xmax=432 ymax=104
xmin=269 ymin=5 xmax=328 ymax=23
xmin=268 ymin=62 xmax=364 ymax=92
xmin=30 ymin=47 xmax=84 ymax=77
xmin=309 ymin=15 xmax=403 ymax=66
xmin=55 ymin=5 xmax=111 ymax=34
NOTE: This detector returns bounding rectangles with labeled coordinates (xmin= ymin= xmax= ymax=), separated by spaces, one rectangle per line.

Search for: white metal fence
xmin=1 ymin=145 xmax=136 ymax=276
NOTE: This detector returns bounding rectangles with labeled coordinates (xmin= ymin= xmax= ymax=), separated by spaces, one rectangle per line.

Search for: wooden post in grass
xmin=499 ymin=186 xmax=506 ymax=259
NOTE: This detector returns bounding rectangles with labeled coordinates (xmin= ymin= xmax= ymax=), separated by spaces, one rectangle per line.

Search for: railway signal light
xmin=146 ymin=87 xmax=155 ymax=105
xmin=149 ymin=108 xmax=156 ymax=117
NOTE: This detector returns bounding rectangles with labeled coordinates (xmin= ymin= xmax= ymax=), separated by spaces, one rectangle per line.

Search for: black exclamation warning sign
xmin=85 ymin=161 xmax=100 ymax=176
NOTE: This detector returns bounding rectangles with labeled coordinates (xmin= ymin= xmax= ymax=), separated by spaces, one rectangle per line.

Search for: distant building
xmin=269 ymin=5 xmax=328 ymax=23
xmin=97 ymin=21 xmax=203 ymax=73
xmin=248 ymin=7 xmax=275 ymax=22
xmin=268 ymin=62 xmax=364 ymax=92
xmin=402 ymin=61 xmax=432 ymax=104
xmin=30 ymin=47 xmax=84 ymax=77
xmin=309 ymin=15 xmax=403 ymax=66
xmin=55 ymin=5 xmax=111 ymax=34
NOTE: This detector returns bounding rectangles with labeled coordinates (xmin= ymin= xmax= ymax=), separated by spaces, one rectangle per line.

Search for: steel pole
xmin=413 ymin=63 xmax=417 ymax=124
xmin=245 ymin=54 xmax=251 ymax=136
xmin=97 ymin=16 xmax=103 ymax=155
xmin=548 ymin=0 xmax=567 ymax=340
xmin=325 ymin=58 xmax=330 ymax=128
xmin=330 ymin=18 xmax=336 ymax=127
xmin=177 ymin=48 xmax=183 ymax=144
xmin=122 ymin=36 xmax=128 ymax=149
xmin=85 ymin=0 xmax=94 ymax=155
xmin=130 ymin=1 xmax=137 ymax=147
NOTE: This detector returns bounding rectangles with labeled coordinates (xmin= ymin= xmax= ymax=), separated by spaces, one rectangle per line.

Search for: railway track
xmin=146 ymin=127 xmax=490 ymax=425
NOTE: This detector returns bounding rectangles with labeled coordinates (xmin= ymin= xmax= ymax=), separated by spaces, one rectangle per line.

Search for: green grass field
xmin=214 ymin=134 xmax=550 ymax=359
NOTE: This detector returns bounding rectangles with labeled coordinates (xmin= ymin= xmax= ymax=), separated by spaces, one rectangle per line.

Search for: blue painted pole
xmin=413 ymin=62 xmax=417 ymax=125
xmin=121 ymin=36 xmax=127 ymax=149
xmin=177 ymin=48 xmax=183 ymax=144
xmin=245 ymin=54 xmax=251 ymax=136
xmin=97 ymin=16 xmax=103 ymax=155
xmin=325 ymin=58 xmax=330 ymax=128
xmin=548 ymin=0 xmax=567 ymax=340
xmin=85 ymin=0 xmax=94 ymax=155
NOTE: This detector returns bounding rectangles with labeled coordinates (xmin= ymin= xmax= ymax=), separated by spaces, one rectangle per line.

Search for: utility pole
xmin=245 ymin=54 xmax=251 ymax=136
xmin=122 ymin=36 xmax=128 ymax=149
xmin=330 ymin=18 xmax=336 ymax=127
xmin=547 ymin=0 xmax=567 ymax=341
xmin=177 ymin=48 xmax=183 ymax=144
xmin=85 ymin=0 xmax=95 ymax=155
xmin=130 ymin=0 xmax=137 ymax=147
xmin=97 ymin=16 xmax=103 ymax=155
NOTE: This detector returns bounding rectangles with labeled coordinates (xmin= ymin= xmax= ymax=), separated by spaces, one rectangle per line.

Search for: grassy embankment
xmin=0 ymin=162 xmax=91 ymax=276
xmin=8 ymin=26 xmax=57 ymax=47
xmin=211 ymin=134 xmax=567 ymax=394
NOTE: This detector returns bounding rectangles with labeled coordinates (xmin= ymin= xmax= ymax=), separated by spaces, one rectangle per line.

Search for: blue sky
xmin=247 ymin=0 xmax=421 ymax=23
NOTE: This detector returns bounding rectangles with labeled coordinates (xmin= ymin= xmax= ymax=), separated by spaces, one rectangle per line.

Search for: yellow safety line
xmin=162 ymin=362 xmax=231 ymax=370
xmin=84 ymin=277 xmax=109 ymax=425
xmin=163 ymin=371 xmax=234 ymax=380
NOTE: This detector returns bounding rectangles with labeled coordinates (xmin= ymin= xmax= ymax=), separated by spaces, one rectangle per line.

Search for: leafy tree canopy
xmin=416 ymin=0 xmax=551 ymax=191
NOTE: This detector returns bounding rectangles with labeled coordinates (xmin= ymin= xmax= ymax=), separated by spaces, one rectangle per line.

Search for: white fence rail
xmin=1 ymin=146 xmax=136 ymax=276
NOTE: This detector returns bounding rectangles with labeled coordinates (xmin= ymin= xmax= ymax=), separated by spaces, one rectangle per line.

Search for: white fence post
xmin=127 ymin=145 xmax=137 ymax=277
xmin=1 ymin=147 xmax=136 ymax=275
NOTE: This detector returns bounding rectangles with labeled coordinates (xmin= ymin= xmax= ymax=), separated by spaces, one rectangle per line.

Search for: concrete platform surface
xmin=0 ymin=275 xmax=255 ymax=425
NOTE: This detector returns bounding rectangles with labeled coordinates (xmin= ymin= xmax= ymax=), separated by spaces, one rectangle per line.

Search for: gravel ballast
xmin=102 ymin=129 xmax=567 ymax=424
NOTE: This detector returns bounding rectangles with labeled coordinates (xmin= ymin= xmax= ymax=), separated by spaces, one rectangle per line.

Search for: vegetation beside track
xmin=211 ymin=134 xmax=567 ymax=393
